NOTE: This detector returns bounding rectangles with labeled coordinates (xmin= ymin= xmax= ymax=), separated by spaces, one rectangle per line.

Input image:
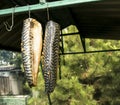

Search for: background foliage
xmin=0 ymin=25 xmax=120 ymax=105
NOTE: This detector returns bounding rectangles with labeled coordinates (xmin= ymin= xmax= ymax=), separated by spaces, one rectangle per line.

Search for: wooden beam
xmin=0 ymin=0 xmax=100 ymax=16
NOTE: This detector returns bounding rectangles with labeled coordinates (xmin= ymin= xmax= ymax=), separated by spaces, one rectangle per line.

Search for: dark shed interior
xmin=0 ymin=0 xmax=120 ymax=52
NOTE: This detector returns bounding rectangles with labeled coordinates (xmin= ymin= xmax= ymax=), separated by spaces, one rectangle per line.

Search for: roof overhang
xmin=0 ymin=0 xmax=120 ymax=52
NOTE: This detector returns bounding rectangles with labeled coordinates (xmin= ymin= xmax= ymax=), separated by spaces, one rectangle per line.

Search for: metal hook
xmin=4 ymin=7 xmax=15 ymax=31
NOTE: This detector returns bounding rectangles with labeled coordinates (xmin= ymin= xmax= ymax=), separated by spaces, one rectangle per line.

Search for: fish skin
xmin=21 ymin=18 xmax=43 ymax=87
xmin=43 ymin=20 xmax=60 ymax=93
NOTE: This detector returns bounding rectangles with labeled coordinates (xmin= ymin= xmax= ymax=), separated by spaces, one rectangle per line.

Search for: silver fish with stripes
xmin=21 ymin=18 xmax=43 ymax=87
xmin=43 ymin=20 xmax=60 ymax=93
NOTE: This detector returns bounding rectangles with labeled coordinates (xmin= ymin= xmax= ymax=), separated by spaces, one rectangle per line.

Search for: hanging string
xmin=27 ymin=4 xmax=31 ymax=23
xmin=46 ymin=2 xmax=50 ymax=21
xmin=47 ymin=93 xmax=52 ymax=105
xmin=39 ymin=0 xmax=50 ymax=20
xmin=28 ymin=4 xmax=31 ymax=19
xmin=4 ymin=7 xmax=15 ymax=31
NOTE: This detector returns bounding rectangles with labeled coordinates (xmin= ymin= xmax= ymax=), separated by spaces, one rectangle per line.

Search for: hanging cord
xmin=39 ymin=0 xmax=50 ymax=20
xmin=27 ymin=4 xmax=31 ymax=23
xmin=4 ymin=6 xmax=15 ymax=31
xmin=40 ymin=0 xmax=49 ymax=20
xmin=28 ymin=4 xmax=31 ymax=19
xmin=47 ymin=93 xmax=52 ymax=105
xmin=46 ymin=2 xmax=50 ymax=21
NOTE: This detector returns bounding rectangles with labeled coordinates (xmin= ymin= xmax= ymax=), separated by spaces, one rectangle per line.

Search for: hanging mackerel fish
xmin=21 ymin=18 xmax=43 ymax=87
xmin=43 ymin=20 xmax=60 ymax=94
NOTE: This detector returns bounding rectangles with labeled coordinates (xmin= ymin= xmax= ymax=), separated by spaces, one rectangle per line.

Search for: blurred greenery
xmin=0 ymin=25 xmax=120 ymax=105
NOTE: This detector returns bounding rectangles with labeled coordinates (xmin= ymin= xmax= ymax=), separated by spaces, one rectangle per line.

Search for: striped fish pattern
xmin=21 ymin=18 xmax=42 ymax=87
xmin=43 ymin=20 xmax=60 ymax=93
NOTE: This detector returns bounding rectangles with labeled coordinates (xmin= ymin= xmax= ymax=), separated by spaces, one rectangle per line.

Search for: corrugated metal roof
xmin=0 ymin=0 xmax=120 ymax=51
